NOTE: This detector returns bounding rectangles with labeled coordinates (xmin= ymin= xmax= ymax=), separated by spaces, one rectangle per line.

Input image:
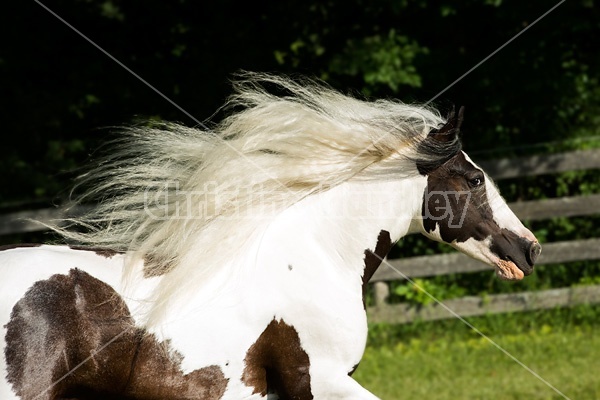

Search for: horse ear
xmin=429 ymin=106 xmax=464 ymax=142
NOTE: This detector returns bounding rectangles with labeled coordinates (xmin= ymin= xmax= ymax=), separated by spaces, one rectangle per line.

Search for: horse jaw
xmin=444 ymin=235 xmax=527 ymax=281
xmin=419 ymin=226 xmax=533 ymax=283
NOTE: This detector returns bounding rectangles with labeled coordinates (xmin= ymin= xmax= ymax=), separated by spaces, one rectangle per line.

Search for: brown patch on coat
xmin=0 ymin=243 xmax=42 ymax=251
xmin=0 ymin=243 xmax=120 ymax=259
xmin=242 ymin=319 xmax=313 ymax=399
xmin=362 ymin=230 xmax=392 ymax=308
xmin=348 ymin=363 xmax=360 ymax=376
xmin=68 ymin=245 xmax=122 ymax=258
xmin=4 ymin=268 xmax=227 ymax=399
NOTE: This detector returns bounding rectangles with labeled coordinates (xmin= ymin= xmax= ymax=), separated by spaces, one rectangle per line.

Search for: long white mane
xmin=54 ymin=72 xmax=450 ymax=324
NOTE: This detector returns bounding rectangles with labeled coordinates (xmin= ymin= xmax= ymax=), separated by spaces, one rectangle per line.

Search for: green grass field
xmin=354 ymin=306 xmax=600 ymax=399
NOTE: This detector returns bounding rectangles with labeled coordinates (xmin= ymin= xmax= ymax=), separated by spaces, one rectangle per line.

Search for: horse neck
xmin=257 ymin=175 xmax=427 ymax=278
xmin=137 ymin=174 xmax=427 ymax=326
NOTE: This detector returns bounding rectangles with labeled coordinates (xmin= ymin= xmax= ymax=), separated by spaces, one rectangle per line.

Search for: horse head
xmin=416 ymin=107 xmax=541 ymax=280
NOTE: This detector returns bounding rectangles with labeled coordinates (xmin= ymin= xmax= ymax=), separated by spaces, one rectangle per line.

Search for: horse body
xmin=1 ymin=74 xmax=541 ymax=399
xmin=1 ymin=176 xmax=425 ymax=399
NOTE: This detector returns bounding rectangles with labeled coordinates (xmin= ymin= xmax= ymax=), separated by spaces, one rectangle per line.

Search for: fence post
xmin=373 ymin=281 xmax=389 ymax=308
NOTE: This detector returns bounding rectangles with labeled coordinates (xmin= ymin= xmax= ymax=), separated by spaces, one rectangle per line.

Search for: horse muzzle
xmin=491 ymin=230 xmax=541 ymax=280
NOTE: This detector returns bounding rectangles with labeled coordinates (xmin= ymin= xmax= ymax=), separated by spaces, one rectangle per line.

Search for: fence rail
xmin=368 ymin=284 xmax=600 ymax=324
xmin=476 ymin=148 xmax=600 ymax=179
xmin=373 ymin=237 xmax=600 ymax=281
xmin=0 ymin=205 xmax=90 ymax=236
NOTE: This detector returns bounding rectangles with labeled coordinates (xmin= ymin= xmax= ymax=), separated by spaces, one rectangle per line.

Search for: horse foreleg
xmin=308 ymin=366 xmax=381 ymax=400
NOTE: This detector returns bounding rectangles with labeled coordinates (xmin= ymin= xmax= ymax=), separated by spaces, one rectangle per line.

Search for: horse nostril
xmin=527 ymin=242 xmax=542 ymax=265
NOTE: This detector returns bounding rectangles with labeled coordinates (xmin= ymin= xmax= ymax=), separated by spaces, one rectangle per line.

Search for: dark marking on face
xmin=68 ymin=245 xmax=122 ymax=258
xmin=242 ymin=318 xmax=313 ymax=399
xmin=416 ymin=108 xmax=538 ymax=277
xmin=348 ymin=363 xmax=360 ymax=376
xmin=420 ymin=151 xmax=538 ymax=276
xmin=362 ymin=230 xmax=392 ymax=309
xmin=417 ymin=108 xmax=496 ymax=243
xmin=4 ymin=268 xmax=228 ymax=399
xmin=421 ymin=152 xmax=491 ymax=243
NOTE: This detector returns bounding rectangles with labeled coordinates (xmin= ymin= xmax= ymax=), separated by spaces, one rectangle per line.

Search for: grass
xmin=353 ymin=306 xmax=600 ymax=399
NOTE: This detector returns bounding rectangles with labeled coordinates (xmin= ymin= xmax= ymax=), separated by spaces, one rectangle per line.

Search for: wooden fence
xmin=368 ymin=148 xmax=600 ymax=323
xmin=1 ymin=149 xmax=600 ymax=323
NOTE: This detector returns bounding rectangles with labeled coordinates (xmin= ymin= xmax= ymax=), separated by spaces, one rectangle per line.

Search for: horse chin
xmin=495 ymin=259 xmax=525 ymax=281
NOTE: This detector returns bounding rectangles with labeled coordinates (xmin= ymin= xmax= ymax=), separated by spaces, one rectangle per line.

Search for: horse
xmin=0 ymin=73 xmax=541 ymax=400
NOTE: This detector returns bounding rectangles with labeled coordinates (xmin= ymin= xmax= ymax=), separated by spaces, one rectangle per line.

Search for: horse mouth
xmin=495 ymin=258 xmax=525 ymax=281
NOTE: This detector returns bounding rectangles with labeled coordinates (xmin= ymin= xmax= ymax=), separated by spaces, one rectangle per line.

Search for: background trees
xmin=3 ymin=1 xmax=598 ymax=205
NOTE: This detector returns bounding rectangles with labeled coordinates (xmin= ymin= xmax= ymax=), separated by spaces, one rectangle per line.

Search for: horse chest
xmin=154 ymin=265 xmax=369 ymax=392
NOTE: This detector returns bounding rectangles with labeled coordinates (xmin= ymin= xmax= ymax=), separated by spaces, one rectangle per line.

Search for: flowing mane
xmin=53 ymin=72 xmax=457 ymax=323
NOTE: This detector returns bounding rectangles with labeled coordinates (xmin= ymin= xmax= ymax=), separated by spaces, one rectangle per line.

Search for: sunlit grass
xmin=355 ymin=307 xmax=600 ymax=399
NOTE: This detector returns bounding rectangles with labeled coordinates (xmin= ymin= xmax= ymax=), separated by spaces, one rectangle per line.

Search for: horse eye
xmin=468 ymin=176 xmax=484 ymax=188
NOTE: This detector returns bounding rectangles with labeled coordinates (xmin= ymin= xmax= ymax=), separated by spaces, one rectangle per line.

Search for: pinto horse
xmin=0 ymin=73 xmax=541 ymax=399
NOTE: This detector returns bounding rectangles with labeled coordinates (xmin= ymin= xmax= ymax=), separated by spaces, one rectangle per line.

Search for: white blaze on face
xmin=483 ymin=177 xmax=537 ymax=242
xmin=462 ymin=152 xmax=537 ymax=242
